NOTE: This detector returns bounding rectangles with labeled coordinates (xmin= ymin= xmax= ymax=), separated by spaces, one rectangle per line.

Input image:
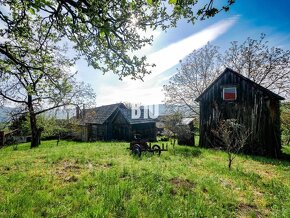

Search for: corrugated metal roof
xmin=180 ymin=118 xmax=194 ymax=125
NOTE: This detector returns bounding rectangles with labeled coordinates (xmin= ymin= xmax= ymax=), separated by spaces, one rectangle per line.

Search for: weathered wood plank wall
xmin=198 ymin=69 xmax=282 ymax=158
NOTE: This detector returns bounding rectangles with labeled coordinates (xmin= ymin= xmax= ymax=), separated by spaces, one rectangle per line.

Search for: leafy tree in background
xmin=36 ymin=116 xmax=63 ymax=141
xmin=162 ymin=112 xmax=182 ymax=152
xmin=164 ymin=35 xmax=290 ymax=117
xmin=9 ymin=114 xmax=30 ymax=135
xmin=9 ymin=112 xmax=83 ymax=142
xmin=281 ymin=102 xmax=290 ymax=147
xmin=224 ymin=34 xmax=290 ymax=97
xmin=0 ymin=0 xmax=234 ymax=80
xmin=163 ymin=43 xmax=222 ymax=115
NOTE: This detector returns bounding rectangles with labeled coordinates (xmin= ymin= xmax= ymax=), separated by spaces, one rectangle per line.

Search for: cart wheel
xmin=152 ymin=144 xmax=161 ymax=156
xmin=132 ymin=144 xmax=141 ymax=157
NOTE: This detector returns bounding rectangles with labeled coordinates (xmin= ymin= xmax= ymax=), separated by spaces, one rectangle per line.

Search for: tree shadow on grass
xmin=0 ymin=142 xmax=30 ymax=151
xmin=245 ymin=145 xmax=290 ymax=166
xmin=245 ymin=153 xmax=290 ymax=168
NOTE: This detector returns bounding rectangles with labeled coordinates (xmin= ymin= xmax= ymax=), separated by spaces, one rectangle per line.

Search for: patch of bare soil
xmin=169 ymin=177 xmax=195 ymax=195
xmin=64 ymin=175 xmax=78 ymax=182
xmin=53 ymin=160 xmax=82 ymax=182
xmin=219 ymin=178 xmax=234 ymax=189
xmin=87 ymin=162 xmax=113 ymax=170
xmin=0 ymin=166 xmax=12 ymax=174
xmin=52 ymin=160 xmax=113 ymax=182
xmin=104 ymin=162 xmax=113 ymax=167
xmin=255 ymin=169 xmax=276 ymax=179
xmin=237 ymin=203 xmax=262 ymax=218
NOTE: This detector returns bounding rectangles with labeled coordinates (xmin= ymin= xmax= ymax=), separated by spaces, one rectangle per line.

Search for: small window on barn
xmin=223 ymin=87 xmax=237 ymax=101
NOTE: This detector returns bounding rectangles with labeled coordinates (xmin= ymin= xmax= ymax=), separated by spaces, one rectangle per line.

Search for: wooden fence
xmin=0 ymin=129 xmax=28 ymax=147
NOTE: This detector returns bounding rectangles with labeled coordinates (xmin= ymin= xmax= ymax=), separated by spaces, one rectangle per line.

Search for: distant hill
xmin=0 ymin=104 xmax=195 ymax=122
xmin=0 ymin=107 xmax=14 ymax=122
xmin=44 ymin=108 xmax=76 ymax=120
xmin=155 ymin=104 xmax=198 ymax=117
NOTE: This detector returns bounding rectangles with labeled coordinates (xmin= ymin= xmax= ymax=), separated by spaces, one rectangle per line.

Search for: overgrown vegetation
xmin=281 ymin=102 xmax=290 ymax=147
xmin=212 ymin=119 xmax=251 ymax=170
xmin=9 ymin=114 xmax=81 ymax=141
xmin=0 ymin=140 xmax=289 ymax=217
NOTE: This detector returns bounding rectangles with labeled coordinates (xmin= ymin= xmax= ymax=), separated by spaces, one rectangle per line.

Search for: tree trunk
xmin=228 ymin=157 xmax=233 ymax=170
xmin=28 ymin=95 xmax=40 ymax=148
xmin=30 ymin=112 xmax=40 ymax=148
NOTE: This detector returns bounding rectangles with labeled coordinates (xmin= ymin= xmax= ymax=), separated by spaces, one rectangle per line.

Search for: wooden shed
xmin=195 ymin=68 xmax=285 ymax=158
xmin=177 ymin=118 xmax=195 ymax=146
xmin=79 ymin=103 xmax=156 ymax=142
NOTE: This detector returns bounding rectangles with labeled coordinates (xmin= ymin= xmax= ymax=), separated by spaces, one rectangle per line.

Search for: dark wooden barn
xmin=195 ymin=68 xmax=285 ymax=158
xmin=79 ymin=103 xmax=156 ymax=142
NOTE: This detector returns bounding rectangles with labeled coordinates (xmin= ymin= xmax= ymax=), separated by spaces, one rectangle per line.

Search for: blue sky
xmin=75 ymin=0 xmax=290 ymax=106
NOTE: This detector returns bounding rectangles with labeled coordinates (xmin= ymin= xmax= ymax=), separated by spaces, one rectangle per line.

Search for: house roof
xmin=82 ymin=103 xmax=155 ymax=125
xmin=119 ymin=108 xmax=156 ymax=124
xmin=195 ymin=68 xmax=285 ymax=101
xmin=82 ymin=103 xmax=126 ymax=124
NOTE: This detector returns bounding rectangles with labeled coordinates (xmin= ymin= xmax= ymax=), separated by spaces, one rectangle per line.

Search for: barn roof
xmin=195 ymin=68 xmax=285 ymax=101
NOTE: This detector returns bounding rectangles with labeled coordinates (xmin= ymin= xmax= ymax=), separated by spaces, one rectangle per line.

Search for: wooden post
xmin=0 ymin=131 xmax=4 ymax=147
xmin=57 ymin=134 xmax=60 ymax=146
xmin=162 ymin=143 xmax=164 ymax=150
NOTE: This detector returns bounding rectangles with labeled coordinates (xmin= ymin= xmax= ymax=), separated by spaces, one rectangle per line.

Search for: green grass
xmin=0 ymin=141 xmax=289 ymax=217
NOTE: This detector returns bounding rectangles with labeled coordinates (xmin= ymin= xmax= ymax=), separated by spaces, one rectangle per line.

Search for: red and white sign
xmin=223 ymin=87 xmax=237 ymax=100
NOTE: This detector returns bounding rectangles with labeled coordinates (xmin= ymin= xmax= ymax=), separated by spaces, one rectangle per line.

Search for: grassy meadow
xmin=0 ymin=140 xmax=289 ymax=217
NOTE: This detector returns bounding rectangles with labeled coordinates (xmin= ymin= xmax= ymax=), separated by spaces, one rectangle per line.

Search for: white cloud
xmin=96 ymin=17 xmax=238 ymax=105
xmin=144 ymin=17 xmax=238 ymax=81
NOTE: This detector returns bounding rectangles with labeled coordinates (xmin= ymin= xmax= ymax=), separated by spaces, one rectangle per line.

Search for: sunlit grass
xmin=0 ymin=140 xmax=289 ymax=217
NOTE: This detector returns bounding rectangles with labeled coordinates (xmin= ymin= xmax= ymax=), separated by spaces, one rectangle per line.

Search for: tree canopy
xmin=0 ymin=0 xmax=234 ymax=79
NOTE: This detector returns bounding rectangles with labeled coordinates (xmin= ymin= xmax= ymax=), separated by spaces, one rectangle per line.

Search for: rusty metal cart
xmin=128 ymin=134 xmax=168 ymax=157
